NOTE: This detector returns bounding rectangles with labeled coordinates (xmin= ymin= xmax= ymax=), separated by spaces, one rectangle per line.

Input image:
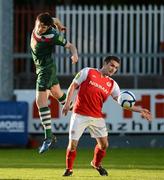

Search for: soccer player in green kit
xmin=30 ymin=12 xmax=78 ymax=154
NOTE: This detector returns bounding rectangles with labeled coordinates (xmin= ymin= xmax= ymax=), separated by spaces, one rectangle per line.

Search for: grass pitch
xmin=0 ymin=148 xmax=164 ymax=180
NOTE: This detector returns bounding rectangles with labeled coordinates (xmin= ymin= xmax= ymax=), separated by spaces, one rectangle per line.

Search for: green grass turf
xmin=0 ymin=148 xmax=164 ymax=180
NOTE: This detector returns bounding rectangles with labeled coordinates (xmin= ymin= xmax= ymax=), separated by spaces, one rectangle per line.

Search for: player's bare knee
xmin=99 ymin=142 xmax=108 ymax=150
xmin=68 ymin=140 xmax=78 ymax=151
xmin=104 ymin=142 xmax=109 ymax=149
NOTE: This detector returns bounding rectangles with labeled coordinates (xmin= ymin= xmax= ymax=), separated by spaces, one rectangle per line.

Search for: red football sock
xmin=92 ymin=144 xmax=106 ymax=167
xmin=66 ymin=149 xmax=77 ymax=170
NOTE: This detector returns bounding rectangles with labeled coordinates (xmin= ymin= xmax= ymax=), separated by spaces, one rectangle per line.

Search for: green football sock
xmin=39 ymin=107 xmax=52 ymax=139
xmin=58 ymin=93 xmax=73 ymax=110
xmin=58 ymin=93 xmax=66 ymax=105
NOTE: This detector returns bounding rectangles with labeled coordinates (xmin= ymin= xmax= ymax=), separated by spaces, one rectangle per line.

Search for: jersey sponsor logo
xmin=89 ymin=80 xmax=109 ymax=94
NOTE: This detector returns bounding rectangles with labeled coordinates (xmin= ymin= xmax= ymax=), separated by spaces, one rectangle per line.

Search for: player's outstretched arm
xmin=64 ymin=42 xmax=78 ymax=64
xmin=113 ymin=96 xmax=152 ymax=122
xmin=130 ymin=105 xmax=152 ymax=121
xmin=52 ymin=17 xmax=66 ymax=32
xmin=62 ymin=82 xmax=79 ymax=116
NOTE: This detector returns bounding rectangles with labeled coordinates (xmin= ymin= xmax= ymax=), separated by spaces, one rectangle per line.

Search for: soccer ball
xmin=118 ymin=90 xmax=136 ymax=109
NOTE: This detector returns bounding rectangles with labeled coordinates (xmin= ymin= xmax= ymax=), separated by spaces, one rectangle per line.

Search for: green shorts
xmin=36 ymin=64 xmax=59 ymax=91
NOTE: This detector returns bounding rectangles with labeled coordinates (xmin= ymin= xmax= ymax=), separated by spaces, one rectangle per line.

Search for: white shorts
xmin=69 ymin=113 xmax=108 ymax=140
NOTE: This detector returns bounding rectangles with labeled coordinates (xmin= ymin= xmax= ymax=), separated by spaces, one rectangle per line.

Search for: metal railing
xmin=55 ymin=5 xmax=164 ymax=75
xmin=14 ymin=5 xmax=164 ymax=77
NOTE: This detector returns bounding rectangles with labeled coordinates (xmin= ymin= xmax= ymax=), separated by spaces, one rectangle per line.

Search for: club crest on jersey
xmin=106 ymin=82 xmax=111 ymax=87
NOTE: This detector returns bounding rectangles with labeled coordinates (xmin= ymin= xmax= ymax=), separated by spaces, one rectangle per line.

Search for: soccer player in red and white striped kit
xmin=62 ymin=56 xmax=152 ymax=176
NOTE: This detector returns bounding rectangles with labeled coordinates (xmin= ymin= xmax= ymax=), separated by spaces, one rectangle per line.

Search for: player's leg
xmin=91 ymin=136 xmax=108 ymax=176
xmin=50 ymin=84 xmax=73 ymax=110
xmin=63 ymin=139 xmax=78 ymax=176
xmin=89 ymin=118 xmax=108 ymax=176
xmin=36 ymin=67 xmax=58 ymax=154
xmin=63 ymin=113 xmax=89 ymax=176
xmin=36 ymin=90 xmax=55 ymax=153
xmin=91 ymin=137 xmax=109 ymax=176
xmin=93 ymin=136 xmax=108 ymax=167
xmin=50 ymin=64 xmax=73 ymax=110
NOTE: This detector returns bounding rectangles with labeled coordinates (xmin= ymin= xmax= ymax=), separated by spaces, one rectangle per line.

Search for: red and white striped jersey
xmin=73 ymin=68 xmax=120 ymax=118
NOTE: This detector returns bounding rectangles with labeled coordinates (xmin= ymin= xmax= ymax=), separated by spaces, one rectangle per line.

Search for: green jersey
xmin=30 ymin=27 xmax=67 ymax=72
xmin=30 ymin=27 xmax=67 ymax=91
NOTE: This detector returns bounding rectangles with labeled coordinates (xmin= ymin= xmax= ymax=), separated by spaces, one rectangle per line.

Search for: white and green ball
xmin=118 ymin=90 xmax=136 ymax=109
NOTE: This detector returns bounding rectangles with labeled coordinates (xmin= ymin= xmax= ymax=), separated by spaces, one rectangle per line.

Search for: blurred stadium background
xmin=0 ymin=0 xmax=164 ymax=179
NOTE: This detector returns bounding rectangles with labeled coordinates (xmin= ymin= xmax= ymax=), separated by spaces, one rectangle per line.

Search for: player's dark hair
xmin=36 ymin=12 xmax=53 ymax=26
xmin=103 ymin=55 xmax=121 ymax=65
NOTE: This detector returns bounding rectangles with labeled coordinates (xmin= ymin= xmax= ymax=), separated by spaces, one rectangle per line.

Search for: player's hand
xmin=58 ymin=25 xmax=67 ymax=32
xmin=140 ymin=108 xmax=152 ymax=121
xmin=62 ymin=104 xmax=70 ymax=116
xmin=71 ymin=55 xmax=78 ymax=64
xmin=53 ymin=17 xmax=67 ymax=32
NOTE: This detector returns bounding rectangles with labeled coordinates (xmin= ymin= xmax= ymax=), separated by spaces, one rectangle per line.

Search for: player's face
xmin=105 ymin=60 xmax=120 ymax=76
xmin=35 ymin=20 xmax=50 ymax=35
